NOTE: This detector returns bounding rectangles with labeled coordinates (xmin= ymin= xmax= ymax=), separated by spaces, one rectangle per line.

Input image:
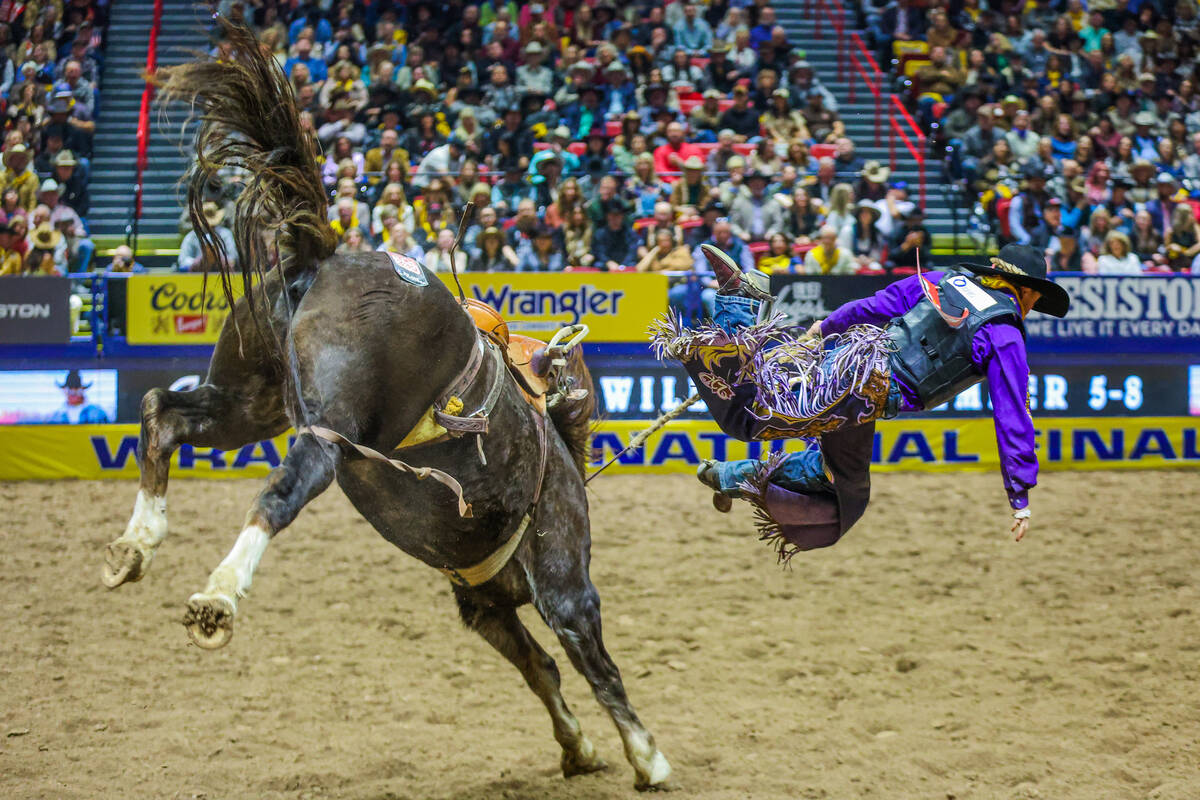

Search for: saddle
xmin=465 ymin=298 xmax=586 ymax=415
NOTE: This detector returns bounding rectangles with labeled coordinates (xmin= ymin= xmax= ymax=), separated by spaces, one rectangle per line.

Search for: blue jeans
xmin=710 ymin=446 xmax=834 ymax=497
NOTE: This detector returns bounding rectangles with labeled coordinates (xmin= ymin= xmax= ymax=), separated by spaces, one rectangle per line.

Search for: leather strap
xmin=435 ymin=339 xmax=507 ymax=435
xmin=440 ymin=407 xmax=549 ymax=588
xmin=299 ymin=425 xmax=472 ymax=517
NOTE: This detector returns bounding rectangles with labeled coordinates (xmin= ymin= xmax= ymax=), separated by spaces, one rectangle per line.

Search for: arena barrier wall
xmin=2 ymin=418 xmax=1198 ymax=481
xmin=120 ymin=273 xmax=668 ymax=345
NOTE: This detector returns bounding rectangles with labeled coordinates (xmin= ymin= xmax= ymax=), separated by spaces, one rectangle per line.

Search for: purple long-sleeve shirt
xmin=820 ymin=272 xmax=1037 ymax=511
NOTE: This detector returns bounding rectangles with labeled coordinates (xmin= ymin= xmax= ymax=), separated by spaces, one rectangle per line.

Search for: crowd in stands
xmin=870 ymin=0 xmax=1200 ymax=272
xmin=0 ymin=0 xmax=101 ymax=278
xmin=176 ymin=0 xmax=937 ymax=317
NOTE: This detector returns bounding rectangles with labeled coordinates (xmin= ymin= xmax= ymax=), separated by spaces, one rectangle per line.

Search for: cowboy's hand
xmin=1010 ymin=508 xmax=1030 ymax=542
xmin=805 ymin=319 xmax=823 ymax=339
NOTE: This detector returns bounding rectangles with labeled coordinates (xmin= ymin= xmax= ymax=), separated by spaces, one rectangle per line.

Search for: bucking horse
xmin=100 ymin=18 xmax=671 ymax=790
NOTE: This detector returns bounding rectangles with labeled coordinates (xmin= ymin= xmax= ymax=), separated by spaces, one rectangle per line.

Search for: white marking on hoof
xmin=628 ymin=730 xmax=673 ymax=790
xmin=104 ymin=492 xmax=167 ymax=587
xmin=183 ymin=592 xmax=236 ymax=649
xmin=209 ymin=524 xmax=271 ymax=600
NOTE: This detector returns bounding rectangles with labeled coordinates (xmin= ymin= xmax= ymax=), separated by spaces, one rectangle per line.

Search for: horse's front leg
xmin=183 ymin=431 xmax=338 ymax=649
xmin=102 ymin=383 xmax=287 ymax=587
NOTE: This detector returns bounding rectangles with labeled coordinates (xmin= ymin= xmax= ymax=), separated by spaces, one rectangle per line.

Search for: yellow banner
xmin=125 ymin=274 xmax=246 ymax=345
xmin=0 ymin=418 xmax=1197 ymax=481
xmin=437 ymin=272 xmax=667 ymax=342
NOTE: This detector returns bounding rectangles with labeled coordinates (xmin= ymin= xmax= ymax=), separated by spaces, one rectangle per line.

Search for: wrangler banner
xmin=436 ymin=273 xmax=667 ymax=342
xmin=1 ymin=418 xmax=1198 ymax=481
xmin=125 ymin=274 xmax=246 ymax=345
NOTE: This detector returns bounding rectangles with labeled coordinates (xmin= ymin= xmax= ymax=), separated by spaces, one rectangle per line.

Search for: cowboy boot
xmin=700 ymin=243 xmax=772 ymax=302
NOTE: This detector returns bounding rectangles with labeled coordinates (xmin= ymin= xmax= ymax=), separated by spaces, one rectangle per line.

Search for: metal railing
xmin=887 ymin=96 xmax=927 ymax=211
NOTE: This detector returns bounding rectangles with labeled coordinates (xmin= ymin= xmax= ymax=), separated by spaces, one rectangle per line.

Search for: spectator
xmin=822 ymin=182 xmax=856 ymax=234
xmin=1145 ymin=174 xmax=1180 ymax=234
xmin=653 ymin=121 xmax=700 ymax=182
xmin=39 ymin=179 xmax=90 ymax=269
xmin=1165 ymin=204 xmax=1200 ymax=272
xmin=177 ymin=203 xmax=237 ymax=272
xmin=26 ymin=224 xmax=65 ymax=275
xmin=337 ymin=227 xmax=374 ymax=254
xmin=563 ymin=206 xmax=595 ymax=268
xmin=674 ymin=3 xmax=714 ymax=53
xmin=364 ymin=129 xmax=409 ymax=187
xmin=801 ymin=89 xmax=838 ymax=143
xmin=788 ymin=188 xmax=821 ymax=242
xmin=413 ymin=137 xmax=465 ymax=190
xmin=669 ymin=157 xmax=711 ymax=217
xmin=1009 ymin=163 xmax=1052 ymax=245
xmin=516 ymin=42 xmax=554 ymax=99
xmin=517 ymin=224 xmax=566 ymax=272
xmin=718 ymin=86 xmax=760 ymax=143
xmin=787 ymin=60 xmax=838 ymax=114
xmin=103 ymin=245 xmax=145 ymax=276
xmin=839 ymin=201 xmax=886 ymax=272
xmin=1005 ymin=110 xmax=1040 ymax=164
xmin=2 ymin=145 xmax=38 ymax=210
xmin=470 ymin=225 xmax=519 ymax=272
xmin=806 ymin=156 xmax=838 ymax=204
xmin=705 ymin=129 xmax=739 ymax=175
xmin=0 ymin=222 xmax=22 ymax=276
xmin=636 ymin=227 xmax=693 ymax=272
xmin=689 ymin=90 xmax=725 ymax=141
xmin=887 ymin=209 xmax=931 ymax=270
xmin=424 ymin=228 xmax=468 ymax=273
xmin=730 ymin=170 xmax=786 ymax=242
xmin=379 ymin=222 xmax=425 ymax=262
xmin=1096 ymin=230 xmax=1142 ymax=274
xmin=803 ymin=224 xmax=855 ymax=274
xmin=50 ymin=150 xmax=87 ymax=216
xmin=758 ymin=231 xmax=801 ymax=274
xmin=1131 ymin=209 xmax=1164 ymax=265
xmin=760 ymin=88 xmax=808 ymax=145
xmin=593 ymin=200 xmax=639 ymax=270
xmin=748 ymin=138 xmax=783 ymax=177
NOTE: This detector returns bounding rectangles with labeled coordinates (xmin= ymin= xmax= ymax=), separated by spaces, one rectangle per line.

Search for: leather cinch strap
xmin=440 ymin=410 xmax=549 ymax=588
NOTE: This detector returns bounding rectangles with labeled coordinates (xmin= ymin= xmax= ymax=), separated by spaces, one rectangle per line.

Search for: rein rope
xmin=585 ymin=392 xmax=702 ymax=484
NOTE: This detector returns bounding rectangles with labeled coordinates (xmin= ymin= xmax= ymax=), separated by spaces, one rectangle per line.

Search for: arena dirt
xmin=2 ymin=471 xmax=1198 ymax=799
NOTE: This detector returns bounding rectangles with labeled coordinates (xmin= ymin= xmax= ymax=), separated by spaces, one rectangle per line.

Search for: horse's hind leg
xmin=454 ymin=590 xmax=608 ymax=779
xmin=182 ymin=430 xmax=338 ymax=649
xmin=103 ymin=381 xmax=287 ymax=588
xmin=534 ymin=572 xmax=673 ymax=791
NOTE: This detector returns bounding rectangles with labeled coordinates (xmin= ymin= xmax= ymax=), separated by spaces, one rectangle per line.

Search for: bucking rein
xmin=298 ymin=203 xmax=695 ymax=588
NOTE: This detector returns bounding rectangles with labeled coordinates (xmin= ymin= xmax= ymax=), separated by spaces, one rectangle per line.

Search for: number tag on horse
xmin=387 ymin=252 xmax=429 ymax=287
xmin=947 ymin=275 xmax=996 ymax=311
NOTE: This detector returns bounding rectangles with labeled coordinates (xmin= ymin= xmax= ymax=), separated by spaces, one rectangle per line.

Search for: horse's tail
xmin=154 ymin=15 xmax=335 ymax=330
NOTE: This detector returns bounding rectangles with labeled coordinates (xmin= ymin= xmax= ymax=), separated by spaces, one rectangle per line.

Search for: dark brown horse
xmin=100 ymin=19 xmax=671 ymax=790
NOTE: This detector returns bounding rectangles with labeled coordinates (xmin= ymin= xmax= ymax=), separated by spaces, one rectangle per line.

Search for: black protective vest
xmin=886 ymin=271 xmax=1025 ymax=409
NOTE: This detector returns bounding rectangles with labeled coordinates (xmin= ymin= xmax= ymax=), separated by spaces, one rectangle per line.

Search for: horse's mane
xmin=548 ymin=350 xmax=596 ymax=477
xmin=154 ymin=15 xmax=336 ymax=339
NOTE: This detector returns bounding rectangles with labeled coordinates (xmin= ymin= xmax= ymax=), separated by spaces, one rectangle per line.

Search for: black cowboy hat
xmin=960 ymin=244 xmax=1071 ymax=318
xmin=58 ymin=369 xmax=92 ymax=389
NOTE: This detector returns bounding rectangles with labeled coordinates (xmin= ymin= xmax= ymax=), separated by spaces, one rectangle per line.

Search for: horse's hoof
xmin=183 ymin=594 xmax=235 ymax=649
xmin=102 ymin=540 xmax=146 ymax=588
xmin=562 ymin=737 xmax=607 ymax=778
xmin=634 ymin=752 xmax=675 ymax=792
xmin=712 ymin=492 xmax=733 ymax=513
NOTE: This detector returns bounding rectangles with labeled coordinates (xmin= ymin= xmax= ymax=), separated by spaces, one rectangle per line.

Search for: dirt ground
xmin=2 ymin=471 xmax=1199 ymax=800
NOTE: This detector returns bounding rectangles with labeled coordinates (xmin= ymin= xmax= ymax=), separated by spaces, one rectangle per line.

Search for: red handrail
xmin=812 ymin=0 xmax=846 ymax=82
xmin=134 ymin=0 xmax=164 ymax=220
xmin=848 ymin=32 xmax=881 ymax=147
xmin=888 ymin=95 xmax=926 ymax=211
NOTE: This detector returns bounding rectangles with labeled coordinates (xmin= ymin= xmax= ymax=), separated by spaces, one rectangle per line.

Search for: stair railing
xmin=888 ymin=95 xmax=927 ymax=212
xmin=848 ymin=32 xmax=882 ymax=147
xmin=130 ymin=0 xmax=165 ymax=254
xmin=811 ymin=0 xmax=846 ymax=82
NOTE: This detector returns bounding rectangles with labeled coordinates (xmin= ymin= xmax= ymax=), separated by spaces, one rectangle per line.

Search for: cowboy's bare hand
xmin=805 ymin=319 xmax=823 ymax=339
xmin=1011 ymin=515 xmax=1029 ymax=542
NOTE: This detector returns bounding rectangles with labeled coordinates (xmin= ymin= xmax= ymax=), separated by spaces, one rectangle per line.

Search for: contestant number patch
xmin=947 ymin=276 xmax=996 ymax=311
xmin=388 ymin=252 xmax=428 ymax=286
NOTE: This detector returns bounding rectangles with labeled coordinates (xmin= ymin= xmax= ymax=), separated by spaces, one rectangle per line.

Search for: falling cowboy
xmin=649 ymin=243 xmax=1071 ymax=561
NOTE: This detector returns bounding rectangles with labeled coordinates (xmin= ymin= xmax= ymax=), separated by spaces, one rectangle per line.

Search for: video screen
xmin=0 ymin=369 xmax=118 ymax=424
